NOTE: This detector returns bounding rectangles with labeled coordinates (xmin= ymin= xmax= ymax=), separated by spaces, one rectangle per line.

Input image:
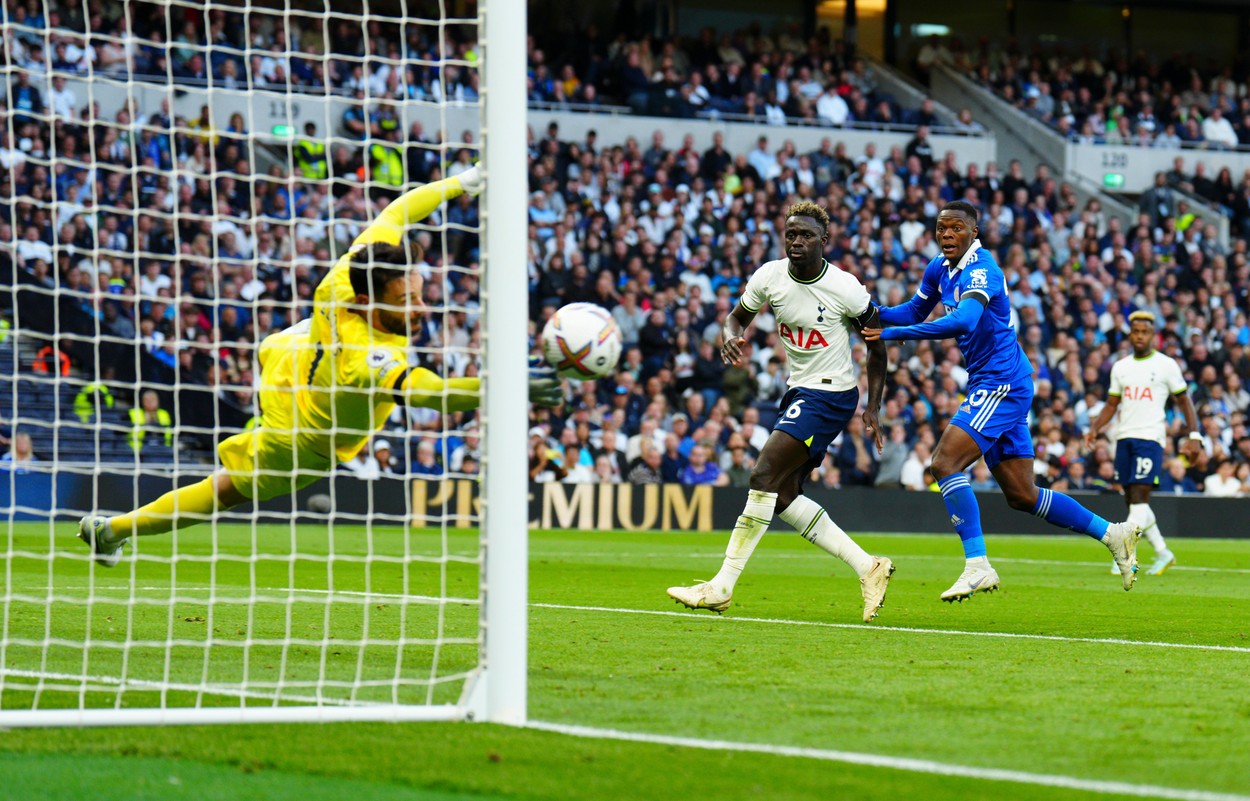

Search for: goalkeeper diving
xmin=78 ymin=168 xmax=562 ymax=566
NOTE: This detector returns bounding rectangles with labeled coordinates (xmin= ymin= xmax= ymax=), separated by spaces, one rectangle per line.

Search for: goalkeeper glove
xmin=528 ymin=356 xmax=563 ymax=408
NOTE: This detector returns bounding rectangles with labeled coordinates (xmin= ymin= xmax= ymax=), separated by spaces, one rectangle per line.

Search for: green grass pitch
xmin=2 ymin=521 xmax=1249 ymax=800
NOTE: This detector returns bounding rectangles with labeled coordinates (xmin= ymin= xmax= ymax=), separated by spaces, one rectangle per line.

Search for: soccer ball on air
xmin=541 ymin=303 xmax=623 ymax=380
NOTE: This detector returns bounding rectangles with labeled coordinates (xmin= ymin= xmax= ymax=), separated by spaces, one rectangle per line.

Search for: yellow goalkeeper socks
xmin=109 ymin=477 xmax=219 ymax=539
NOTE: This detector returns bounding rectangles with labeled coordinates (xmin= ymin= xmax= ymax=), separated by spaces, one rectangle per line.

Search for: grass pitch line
xmin=57 ymin=590 xmax=1248 ymax=653
xmin=527 ymin=720 xmax=1250 ymax=801
xmin=0 ymin=668 xmax=354 ymax=706
xmin=530 ymin=551 xmax=1250 ymax=574
xmin=533 ymin=603 xmax=1250 ymax=654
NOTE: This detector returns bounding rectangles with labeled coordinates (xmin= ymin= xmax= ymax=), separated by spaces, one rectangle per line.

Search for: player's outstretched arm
xmin=397 ymin=368 xmax=482 ymax=412
xmin=393 ymin=356 xmax=562 ymax=412
xmin=877 ymin=291 xmax=939 ymax=326
xmin=353 ymin=168 xmax=481 ymax=249
xmin=863 ymin=297 xmax=985 ymax=343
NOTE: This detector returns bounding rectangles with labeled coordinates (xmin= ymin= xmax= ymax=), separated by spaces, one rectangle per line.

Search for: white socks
xmin=779 ymin=495 xmax=874 ymax=577
xmin=709 ymin=489 xmax=777 ymax=596
xmin=1128 ymin=503 xmax=1171 ymax=557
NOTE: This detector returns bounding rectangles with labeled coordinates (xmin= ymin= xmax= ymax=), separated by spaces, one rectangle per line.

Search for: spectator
xmin=410 ymin=440 xmax=443 ymax=478
xmin=1204 ymin=459 xmax=1244 ymax=497
xmin=127 ymin=390 xmax=173 ymax=450
xmin=626 ymin=441 xmax=664 ymax=484
xmin=1202 ymin=106 xmax=1238 ymax=149
xmin=32 ymin=339 xmax=71 ymax=377
xmin=815 ymin=83 xmax=849 ymax=126
xmin=873 ymin=425 xmax=910 ymax=488
xmin=0 ymin=432 xmax=38 ymax=472
xmin=679 ymin=443 xmax=727 ymax=486
xmin=900 ymin=440 xmax=932 ymax=491
xmin=835 ymin=416 xmax=878 ymax=486
xmin=1159 ymin=459 xmax=1199 ymax=495
xmin=373 ymin=440 xmax=397 ymax=475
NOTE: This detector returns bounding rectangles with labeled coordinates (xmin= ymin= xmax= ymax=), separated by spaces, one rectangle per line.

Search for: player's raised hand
xmin=527 ymin=356 xmax=563 ymax=408
xmin=721 ymin=336 xmax=746 ymax=365
xmin=863 ymin=408 xmax=885 ymax=453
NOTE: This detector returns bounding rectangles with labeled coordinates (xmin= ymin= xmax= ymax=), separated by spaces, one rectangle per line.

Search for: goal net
xmin=0 ymin=0 xmax=528 ymax=726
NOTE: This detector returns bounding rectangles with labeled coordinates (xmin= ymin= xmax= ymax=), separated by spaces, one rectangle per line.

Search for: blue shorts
xmin=773 ymin=386 xmax=859 ymax=463
xmin=1114 ymin=439 xmax=1163 ymax=485
xmin=949 ymin=381 xmax=1034 ymax=470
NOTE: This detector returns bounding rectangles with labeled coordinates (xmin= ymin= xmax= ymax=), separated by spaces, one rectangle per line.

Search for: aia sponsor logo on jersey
xmin=778 ymin=322 xmax=829 ymax=350
xmin=1122 ymin=386 xmax=1154 ymax=401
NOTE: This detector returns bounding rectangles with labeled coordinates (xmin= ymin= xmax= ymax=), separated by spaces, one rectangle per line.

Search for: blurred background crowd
xmin=1 ymin=1 xmax=1248 ymax=497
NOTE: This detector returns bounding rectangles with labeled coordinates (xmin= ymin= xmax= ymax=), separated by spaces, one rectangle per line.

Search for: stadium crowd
xmin=0 ymin=4 xmax=1248 ymax=497
xmin=950 ymin=38 xmax=1250 ymax=237
xmin=955 ymin=38 xmax=1250 ymax=151
xmin=0 ymin=0 xmax=958 ymax=130
xmin=516 ymin=122 xmax=1250 ymax=497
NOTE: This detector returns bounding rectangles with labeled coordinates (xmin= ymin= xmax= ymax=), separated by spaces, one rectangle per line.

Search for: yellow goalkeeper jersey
xmin=281 ymin=178 xmax=479 ymax=464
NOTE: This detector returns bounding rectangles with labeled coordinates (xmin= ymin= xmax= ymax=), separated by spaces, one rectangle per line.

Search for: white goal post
xmin=0 ymin=0 xmax=527 ymax=727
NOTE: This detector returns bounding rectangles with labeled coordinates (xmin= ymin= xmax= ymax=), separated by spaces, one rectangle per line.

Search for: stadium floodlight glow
xmin=0 ymin=0 xmax=527 ymax=728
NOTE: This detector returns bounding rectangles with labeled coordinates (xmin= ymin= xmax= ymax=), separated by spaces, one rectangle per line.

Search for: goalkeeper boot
xmin=860 ymin=556 xmax=895 ymax=622
xmin=667 ymin=581 xmax=732 ymax=614
xmin=1104 ymin=521 xmax=1142 ymax=591
xmin=457 ymin=165 xmax=484 ymax=196
xmin=1147 ymin=551 xmax=1177 ymax=576
xmin=940 ymin=562 xmax=1000 ymax=603
xmin=77 ymin=515 xmax=125 ymax=568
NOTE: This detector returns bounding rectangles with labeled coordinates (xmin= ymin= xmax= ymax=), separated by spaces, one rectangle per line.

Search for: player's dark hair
xmin=941 ymin=200 xmax=980 ymax=226
xmin=786 ymin=200 xmax=830 ymax=229
xmin=348 ymin=242 xmax=419 ymax=301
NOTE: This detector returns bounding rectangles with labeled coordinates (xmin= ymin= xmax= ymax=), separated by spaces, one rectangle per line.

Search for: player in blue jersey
xmin=863 ymin=201 xmax=1141 ymax=601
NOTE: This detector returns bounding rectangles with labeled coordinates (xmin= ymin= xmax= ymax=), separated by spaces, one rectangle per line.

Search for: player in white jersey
xmin=667 ymin=202 xmax=895 ymax=622
xmin=1085 ymin=311 xmax=1200 ymax=575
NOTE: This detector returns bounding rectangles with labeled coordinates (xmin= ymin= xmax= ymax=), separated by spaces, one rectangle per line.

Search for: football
xmin=541 ymin=302 xmax=623 ymax=380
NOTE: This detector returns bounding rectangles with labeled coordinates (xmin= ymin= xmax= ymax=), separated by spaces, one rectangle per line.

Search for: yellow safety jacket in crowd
xmin=128 ymin=407 xmax=173 ymax=450
xmin=369 ymin=143 xmax=404 ymax=186
xmin=73 ymin=381 xmax=115 ymax=423
xmin=295 ymin=138 xmax=328 ymax=181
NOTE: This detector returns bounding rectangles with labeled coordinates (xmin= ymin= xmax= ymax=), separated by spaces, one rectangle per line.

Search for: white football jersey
xmin=739 ymin=258 xmax=870 ymax=392
xmin=1108 ymin=350 xmax=1187 ymax=446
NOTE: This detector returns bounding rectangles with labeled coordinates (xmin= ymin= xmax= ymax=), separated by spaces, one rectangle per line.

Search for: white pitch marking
xmin=532 ymin=603 xmax=1250 ymax=654
xmin=48 ymin=589 xmax=1250 ymax=652
xmin=0 ymin=668 xmax=354 ymax=707
xmin=528 ymin=551 xmax=1250 ymax=575
xmin=527 ymin=721 xmax=1250 ymax=801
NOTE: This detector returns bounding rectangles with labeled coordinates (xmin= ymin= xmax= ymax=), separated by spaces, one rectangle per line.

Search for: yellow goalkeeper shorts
xmin=217 ymin=331 xmax=333 ymax=501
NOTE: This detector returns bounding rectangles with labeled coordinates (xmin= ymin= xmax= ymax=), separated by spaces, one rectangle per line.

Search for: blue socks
xmin=938 ymin=474 xmax=986 ymax=558
xmin=939 ymin=476 xmax=1110 ymax=557
xmin=1032 ymin=488 xmax=1109 ymax=540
